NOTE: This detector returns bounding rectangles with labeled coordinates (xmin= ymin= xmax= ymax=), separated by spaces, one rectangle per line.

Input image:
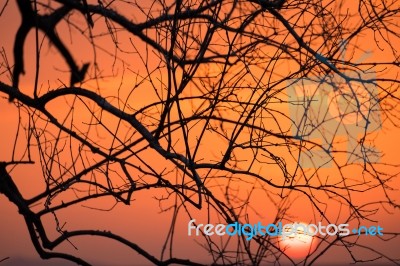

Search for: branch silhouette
xmin=12 ymin=0 xmax=89 ymax=101
xmin=1 ymin=0 xmax=400 ymax=265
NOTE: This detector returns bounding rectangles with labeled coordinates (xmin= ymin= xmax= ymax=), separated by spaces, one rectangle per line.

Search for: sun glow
xmin=278 ymin=223 xmax=318 ymax=259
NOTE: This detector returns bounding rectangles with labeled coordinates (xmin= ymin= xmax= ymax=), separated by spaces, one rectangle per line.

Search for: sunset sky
xmin=1 ymin=0 xmax=400 ymax=265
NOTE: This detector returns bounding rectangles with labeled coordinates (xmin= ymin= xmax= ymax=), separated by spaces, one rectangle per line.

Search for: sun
xmin=278 ymin=222 xmax=318 ymax=259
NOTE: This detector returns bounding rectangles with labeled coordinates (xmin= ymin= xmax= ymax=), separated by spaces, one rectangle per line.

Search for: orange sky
xmin=1 ymin=0 xmax=400 ymax=265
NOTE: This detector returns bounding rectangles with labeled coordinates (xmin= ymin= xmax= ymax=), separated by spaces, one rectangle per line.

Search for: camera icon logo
xmin=287 ymin=55 xmax=381 ymax=168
